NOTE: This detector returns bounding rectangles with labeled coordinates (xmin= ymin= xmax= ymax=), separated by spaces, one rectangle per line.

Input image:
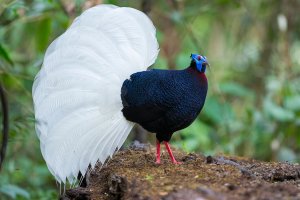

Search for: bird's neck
xmin=186 ymin=66 xmax=207 ymax=83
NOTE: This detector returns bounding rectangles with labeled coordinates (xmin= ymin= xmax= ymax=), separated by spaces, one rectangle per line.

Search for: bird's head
xmin=190 ymin=54 xmax=209 ymax=73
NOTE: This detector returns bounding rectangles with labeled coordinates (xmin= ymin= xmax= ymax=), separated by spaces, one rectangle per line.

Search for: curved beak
xmin=203 ymin=62 xmax=210 ymax=68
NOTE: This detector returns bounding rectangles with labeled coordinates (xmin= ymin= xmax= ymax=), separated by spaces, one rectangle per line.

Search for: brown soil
xmin=63 ymin=142 xmax=300 ymax=200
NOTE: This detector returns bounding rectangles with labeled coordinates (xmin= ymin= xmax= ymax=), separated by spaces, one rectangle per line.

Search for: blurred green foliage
xmin=0 ymin=0 xmax=300 ymax=199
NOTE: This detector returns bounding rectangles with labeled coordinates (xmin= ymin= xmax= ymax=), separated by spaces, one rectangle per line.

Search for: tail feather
xmin=33 ymin=4 xmax=159 ymax=184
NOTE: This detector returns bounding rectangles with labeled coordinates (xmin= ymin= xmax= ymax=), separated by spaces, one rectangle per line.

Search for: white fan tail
xmin=32 ymin=4 xmax=159 ymax=184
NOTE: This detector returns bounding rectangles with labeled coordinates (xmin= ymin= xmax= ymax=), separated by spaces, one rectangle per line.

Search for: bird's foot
xmin=155 ymin=140 xmax=182 ymax=164
xmin=163 ymin=141 xmax=182 ymax=165
xmin=172 ymin=160 xmax=182 ymax=165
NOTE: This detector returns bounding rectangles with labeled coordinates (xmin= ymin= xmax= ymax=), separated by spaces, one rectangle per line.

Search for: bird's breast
xmin=120 ymin=69 xmax=207 ymax=134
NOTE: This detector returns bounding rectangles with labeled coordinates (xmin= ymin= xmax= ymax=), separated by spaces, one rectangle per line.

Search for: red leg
xmin=163 ymin=141 xmax=181 ymax=164
xmin=155 ymin=140 xmax=161 ymax=164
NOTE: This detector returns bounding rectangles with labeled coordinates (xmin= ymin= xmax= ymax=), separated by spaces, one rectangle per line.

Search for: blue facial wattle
xmin=190 ymin=53 xmax=208 ymax=73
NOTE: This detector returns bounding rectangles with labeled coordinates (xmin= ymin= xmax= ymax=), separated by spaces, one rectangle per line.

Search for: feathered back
xmin=32 ymin=4 xmax=159 ymax=183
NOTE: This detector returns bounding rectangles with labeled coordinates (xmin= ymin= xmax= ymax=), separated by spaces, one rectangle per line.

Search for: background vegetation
xmin=0 ymin=0 xmax=299 ymax=199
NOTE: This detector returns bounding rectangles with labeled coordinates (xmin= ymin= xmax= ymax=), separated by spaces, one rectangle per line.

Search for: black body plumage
xmin=121 ymin=62 xmax=208 ymax=142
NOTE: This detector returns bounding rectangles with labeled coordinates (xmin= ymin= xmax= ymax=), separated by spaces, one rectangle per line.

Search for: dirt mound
xmin=63 ymin=143 xmax=300 ymax=200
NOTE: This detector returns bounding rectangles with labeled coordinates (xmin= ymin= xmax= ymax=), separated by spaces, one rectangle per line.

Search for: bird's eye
xmin=197 ymin=55 xmax=201 ymax=60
